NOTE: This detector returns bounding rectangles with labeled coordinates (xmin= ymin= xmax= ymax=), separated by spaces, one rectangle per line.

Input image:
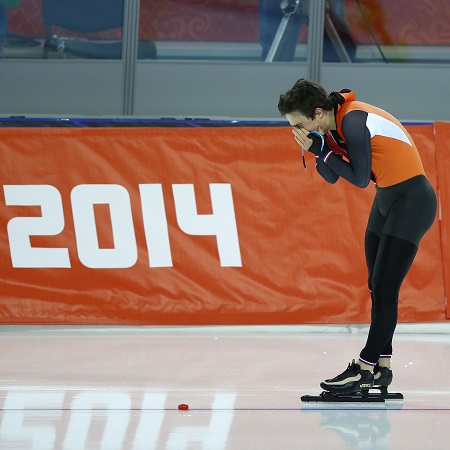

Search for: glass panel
xmin=136 ymin=0 xmax=450 ymax=64
xmin=2 ymin=0 xmax=124 ymax=59
xmin=327 ymin=0 xmax=450 ymax=64
xmin=3 ymin=0 xmax=448 ymax=63
xmin=138 ymin=0 xmax=309 ymax=62
xmin=323 ymin=0 xmax=355 ymax=62
xmin=259 ymin=0 xmax=309 ymax=62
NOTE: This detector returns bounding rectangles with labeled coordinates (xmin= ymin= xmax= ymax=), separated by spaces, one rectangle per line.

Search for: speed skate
xmin=301 ymin=386 xmax=403 ymax=404
xmin=302 ymin=359 xmax=403 ymax=404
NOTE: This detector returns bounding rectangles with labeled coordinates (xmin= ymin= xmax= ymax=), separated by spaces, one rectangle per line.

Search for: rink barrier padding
xmin=0 ymin=123 xmax=447 ymax=325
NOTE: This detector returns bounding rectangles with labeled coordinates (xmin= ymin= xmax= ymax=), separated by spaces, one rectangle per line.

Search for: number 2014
xmin=3 ymin=184 xmax=242 ymax=269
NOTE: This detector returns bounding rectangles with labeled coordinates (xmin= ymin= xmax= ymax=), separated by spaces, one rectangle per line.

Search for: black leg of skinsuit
xmin=359 ymin=230 xmax=418 ymax=363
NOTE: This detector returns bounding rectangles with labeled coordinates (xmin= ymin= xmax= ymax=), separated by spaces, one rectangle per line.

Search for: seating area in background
xmin=3 ymin=0 xmax=450 ymax=61
xmin=5 ymin=0 xmax=157 ymax=58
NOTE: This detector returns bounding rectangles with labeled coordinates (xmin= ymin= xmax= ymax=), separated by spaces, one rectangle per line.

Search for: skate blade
xmin=301 ymin=390 xmax=403 ymax=409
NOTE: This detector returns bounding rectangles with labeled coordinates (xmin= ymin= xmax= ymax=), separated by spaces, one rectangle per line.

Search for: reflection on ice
xmin=0 ymin=390 xmax=237 ymax=450
xmin=317 ymin=409 xmax=391 ymax=450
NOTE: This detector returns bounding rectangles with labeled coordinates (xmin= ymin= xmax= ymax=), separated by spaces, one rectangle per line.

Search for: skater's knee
xmin=371 ymin=271 xmax=401 ymax=302
xmin=371 ymin=280 xmax=399 ymax=305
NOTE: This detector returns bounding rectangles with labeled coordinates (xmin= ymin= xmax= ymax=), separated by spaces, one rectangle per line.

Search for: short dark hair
xmin=278 ymin=78 xmax=335 ymax=119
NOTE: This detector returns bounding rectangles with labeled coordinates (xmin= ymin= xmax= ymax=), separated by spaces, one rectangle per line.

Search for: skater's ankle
xmin=378 ymin=356 xmax=392 ymax=368
xmin=357 ymin=358 xmax=375 ymax=373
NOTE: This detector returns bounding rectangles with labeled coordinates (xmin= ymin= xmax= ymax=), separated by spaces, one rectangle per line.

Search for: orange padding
xmin=0 ymin=124 xmax=447 ymax=325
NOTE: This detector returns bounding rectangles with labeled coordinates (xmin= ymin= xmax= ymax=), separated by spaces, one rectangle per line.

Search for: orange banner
xmin=0 ymin=125 xmax=446 ymax=325
xmin=434 ymin=122 xmax=450 ymax=318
